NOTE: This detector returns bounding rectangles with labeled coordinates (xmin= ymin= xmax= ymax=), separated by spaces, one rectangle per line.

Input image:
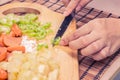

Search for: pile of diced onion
xmin=0 ymin=49 xmax=59 ymax=80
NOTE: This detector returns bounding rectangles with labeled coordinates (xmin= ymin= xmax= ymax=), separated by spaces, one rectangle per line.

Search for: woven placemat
xmin=0 ymin=0 xmax=120 ymax=80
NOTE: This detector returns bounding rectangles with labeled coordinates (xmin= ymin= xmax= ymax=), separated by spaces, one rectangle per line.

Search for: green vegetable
xmin=17 ymin=14 xmax=52 ymax=40
xmin=52 ymin=37 xmax=61 ymax=45
xmin=42 ymin=23 xmax=51 ymax=29
xmin=37 ymin=43 xmax=48 ymax=50
xmin=0 ymin=14 xmax=53 ymax=40
xmin=0 ymin=14 xmax=20 ymax=26
xmin=0 ymin=25 xmax=10 ymax=34
xmin=23 ymin=14 xmax=38 ymax=21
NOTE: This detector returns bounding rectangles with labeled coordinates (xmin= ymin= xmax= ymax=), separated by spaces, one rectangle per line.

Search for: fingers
xmin=63 ymin=0 xmax=92 ymax=16
xmin=92 ymin=47 xmax=110 ymax=61
xmin=60 ymin=23 xmax=92 ymax=46
xmin=61 ymin=0 xmax=70 ymax=6
xmin=68 ymin=31 xmax=99 ymax=49
xmin=80 ymin=39 xmax=106 ymax=56
xmin=63 ymin=0 xmax=80 ymax=16
xmin=76 ymin=0 xmax=92 ymax=12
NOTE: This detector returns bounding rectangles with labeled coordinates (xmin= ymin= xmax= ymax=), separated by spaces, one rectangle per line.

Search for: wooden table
xmin=0 ymin=0 xmax=120 ymax=80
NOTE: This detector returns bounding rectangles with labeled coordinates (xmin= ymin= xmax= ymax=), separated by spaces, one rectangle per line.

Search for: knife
xmin=53 ymin=13 xmax=74 ymax=46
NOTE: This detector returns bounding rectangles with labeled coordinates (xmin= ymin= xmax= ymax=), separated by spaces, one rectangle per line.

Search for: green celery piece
xmin=37 ymin=43 xmax=48 ymax=50
xmin=52 ymin=37 xmax=61 ymax=45
xmin=0 ymin=14 xmax=20 ymax=26
xmin=0 ymin=18 xmax=12 ymax=26
xmin=24 ymin=14 xmax=38 ymax=21
xmin=22 ymin=30 xmax=34 ymax=34
xmin=41 ymin=23 xmax=51 ymax=29
xmin=46 ymin=29 xmax=53 ymax=34
xmin=0 ymin=25 xmax=10 ymax=34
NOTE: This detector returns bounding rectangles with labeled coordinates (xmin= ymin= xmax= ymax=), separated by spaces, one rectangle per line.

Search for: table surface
xmin=0 ymin=0 xmax=120 ymax=80
xmin=88 ymin=0 xmax=120 ymax=16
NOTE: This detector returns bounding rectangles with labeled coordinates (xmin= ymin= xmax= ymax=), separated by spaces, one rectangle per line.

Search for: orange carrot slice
xmin=0 ymin=68 xmax=8 ymax=80
xmin=9 ymin=31 xmax=15 ymax=37
xmin=3 ymin=35 xmax=22 ymax=47
xmin=0 ymin=37 xmax=4 ymax=47
xmin=0 ymin=34 xmax=6 ymax=47
xmin=7 ymin=46 xmax=25 ymax=53
xmin=11 ymin=24 xmax=22 ymax=37
xmin=0 ymin=47 xmax=7 ymax=62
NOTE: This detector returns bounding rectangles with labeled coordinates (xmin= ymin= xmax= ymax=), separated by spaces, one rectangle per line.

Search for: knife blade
xmin=53 ymin=14 xmax=73 ymax=46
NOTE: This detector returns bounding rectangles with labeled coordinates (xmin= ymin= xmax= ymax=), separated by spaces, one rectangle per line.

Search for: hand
xmin=62 ymin=0 xmax=92 ymax=16
xmin=60 ymin=18 xmax=120 ymax=61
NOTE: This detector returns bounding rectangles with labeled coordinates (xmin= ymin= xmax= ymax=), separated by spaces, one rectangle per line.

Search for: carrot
xmin=0 ymin=47 xmax=7 ymax=62
xmin=11 ymin=24 xmax=22 ymax=37
xmin=0 ymin=68 xmax=8 ymax=80
xmin=0 ymin=34 xmax=6 ymax=47
xmin=7 ymin=46 xmax=25 ymax=53
xmin=0 ymin=37 xmax=4 ymax=47
xmin=9 ymin=31 xmax=15 ymax=37
xmin=3 ymin=35 xmax=22 ymax=47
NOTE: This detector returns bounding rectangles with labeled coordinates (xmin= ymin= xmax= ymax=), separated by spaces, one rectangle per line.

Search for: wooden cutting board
xmin=0 ymin=2 xmax=79 ymax=80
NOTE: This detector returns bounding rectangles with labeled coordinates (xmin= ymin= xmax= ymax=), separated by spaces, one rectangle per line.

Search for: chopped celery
xmin=52 ymin=37 xmax=61 ymax=45
xmin=0 ymin=18 xmax=13 ymax=26
xmin=42 ymin=23 xmax=51 ymax=29
xmin=0 ymin=25 xmax=10 ymax=34
xmin=0 ymin=14 xmax=53 ymax=40
xmin=46 ymin=29 xmax=53 ymax=34
xmin=23 ymin=14 xmax=38 ymax=21
xmin=37 ymin=43 xmax=48 ymax=50
xmin=0 ymin=14 xmax=20 ymax=26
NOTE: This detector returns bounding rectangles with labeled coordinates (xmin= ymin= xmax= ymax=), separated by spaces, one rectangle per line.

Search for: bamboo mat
xmin=0 ymin=0 xmax=120 ymax=80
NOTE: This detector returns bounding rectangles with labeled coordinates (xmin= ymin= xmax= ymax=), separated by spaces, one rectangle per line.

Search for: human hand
xmin=60 ymin=18 xmax=120 ymax=61
xmin=62 ymin=0 xmax=92 ymax=16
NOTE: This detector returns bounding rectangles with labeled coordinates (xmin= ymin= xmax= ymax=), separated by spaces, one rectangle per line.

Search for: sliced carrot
xmin=9 ymin=31 xmax=15 ymax=37
xmin=0 ymin=68 xmax=8 ymax=80
xmin=0 ymin=47 xmax=7 ymax=62
xmin=0 ymin=34 xmax=6 ymax=47
xmin=11 ymin=24 xmax=22 ymax=37
xmin=0 ymin=37 xmax=4 ymax=47
xmin=7 ymin=46 xmax=25 ymax=53
xmin=3 ymin=35 xmax=22 ymax=47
